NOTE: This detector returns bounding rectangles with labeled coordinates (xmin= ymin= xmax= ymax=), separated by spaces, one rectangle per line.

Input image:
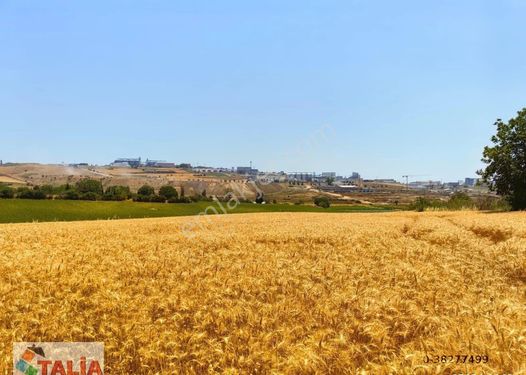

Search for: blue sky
xmin=1 ymin=0 xmax=525 ymax=181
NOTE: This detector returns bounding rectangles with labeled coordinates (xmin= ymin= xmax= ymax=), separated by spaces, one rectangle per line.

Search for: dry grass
xmin=0 ymin=212 xmax=525 ymax=374
xmin=0 ymin=175 xmax=25 ymax=185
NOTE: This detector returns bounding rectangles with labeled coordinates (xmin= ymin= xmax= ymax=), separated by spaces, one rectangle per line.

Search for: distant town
xmin=63 ymin=156 xmax=482 ymax=193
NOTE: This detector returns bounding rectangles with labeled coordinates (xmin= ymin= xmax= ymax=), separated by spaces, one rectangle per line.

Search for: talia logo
xmin=13 ymin=342 xmax=104 ymax=375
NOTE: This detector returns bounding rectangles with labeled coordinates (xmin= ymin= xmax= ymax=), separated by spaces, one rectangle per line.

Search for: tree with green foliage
xmin=137 ymin=184 xmax=155 ymax=196
xmin=479 ymin=108 xmax=526 ymax=210
xmin=313 ymin=196 xmax=331 ymax=208
xmin=17 ymin=187 xmax=46 ymax=200
xmin=326 ymin=177 xmax=335 ymax=186
xmin=0 ymin=186 xmax=15 ymax=199
xmin=80 ymin=192 xmax=98 ymax=201
xmin=104 ymin=185 xmax=132 ymax=201
xmin=40 ymin=185 xmax=55 ymax=195
xmin=76 ymin=179 xmax=103 ymax=195
xmin=413 ymin=197 xmax=432 ymax=212
xmin=159 ymin=185 xmax=178 ymax=200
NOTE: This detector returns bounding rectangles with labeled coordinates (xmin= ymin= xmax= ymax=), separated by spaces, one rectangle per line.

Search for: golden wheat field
xmin=0 ymin=212 xmax=525 ymax=374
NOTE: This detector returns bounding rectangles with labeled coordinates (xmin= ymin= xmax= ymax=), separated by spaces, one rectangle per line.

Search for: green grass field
xmin=0 ymin=199 xmax=396 ymax=223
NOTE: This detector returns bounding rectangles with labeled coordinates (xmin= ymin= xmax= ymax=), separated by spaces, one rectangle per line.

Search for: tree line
xmin=0 ymin=179 xmax=211 ymax=203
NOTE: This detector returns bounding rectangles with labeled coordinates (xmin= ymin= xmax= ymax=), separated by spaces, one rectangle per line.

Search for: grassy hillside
xmin=0 ymin=199 xmax=395 ymax=223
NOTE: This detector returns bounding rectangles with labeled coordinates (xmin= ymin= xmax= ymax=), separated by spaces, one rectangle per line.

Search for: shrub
xmin=447 ymin=192 xmax=474 ymax=210
xmin=413 ymin=197 xmax=433 ymax=212
xmin=474 ymin=195 xmax=511 ymax=211
xmin=40 ymin=185 xmax=55 ymax=195
xmin=137 ymin=184 xmax=155 ymax=196
xmin=149 ymin=195 xmax=166 ymax=203
xmin=80 ymin=192 xmax=99 ymax=201
xmin=104 ymin=185 xmax=132 ymax=201
xmin=17 ymin=187 xmax=44 ymax=199
xmin=193 ymin=192 xmax=213 ymax=202
xmin=16 ymin=187 xmax=29 ymax=194
xmin=76 ymin=179 xmax=103 ymax=195
xmin=167 ymin=197 xmax=195 ymax=203
xmin=133 ymin=194 xmax=166 ymax=203
xmin=133 ymin=195 xmax=152 ymax=202
xmin=18 ymin=188 xmax=47 ymax=200
xmin=61 ymin=190 xmax=80 ymax=200
xmin=313 ymin=196 xmax=331 ymax=208
xmin=54 ymin=184 xmax=75 ymax=195
xmin=0 ymin=186 xmax=15 ymax=199
xmin=174 ymin=196 xmax=192 ymax=203
xmin=159 ymin=185 xmax=178 ymax=200
xmin=412 ymin=193 xmax=480 ymax=212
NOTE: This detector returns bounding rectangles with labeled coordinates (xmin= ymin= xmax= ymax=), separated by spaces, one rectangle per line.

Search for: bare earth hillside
xmin=0 ymin=163 xmax=267 ymax=199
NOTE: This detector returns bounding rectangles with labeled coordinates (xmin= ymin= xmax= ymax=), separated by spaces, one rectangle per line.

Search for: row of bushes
xmin=0 ymin=180 xmax=212 ymax=203
xmin=412 ymin=192 xmax=510 ymax=212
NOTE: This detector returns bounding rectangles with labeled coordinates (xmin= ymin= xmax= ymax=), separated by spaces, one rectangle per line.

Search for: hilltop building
xmin=236 ymin=166 xmax=259 ymax=175
xmin=256 ymin=172 xmax=288 ymax=183
xmin=112 ymin=158 xmax=141 ymax=168
xmin=145 ymin=159 xmax=176 ymax=168
xmin=288 ymin=172 xmax=314 ymax=182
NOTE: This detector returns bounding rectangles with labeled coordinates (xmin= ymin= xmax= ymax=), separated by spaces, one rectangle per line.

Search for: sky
xmin=1 ymin=0 xmax=525 ymax=181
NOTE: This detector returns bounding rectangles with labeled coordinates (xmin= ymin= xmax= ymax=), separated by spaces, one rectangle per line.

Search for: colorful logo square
xmin=15 ymin=359 xmax=28 ymax=372
xmin=21 ymin=350 xmax=35 ymax=362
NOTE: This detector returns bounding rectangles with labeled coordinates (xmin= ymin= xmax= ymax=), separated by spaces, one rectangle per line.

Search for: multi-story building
xmin=288 ymin=172 xmax=314 ymax=182
xmin=464 ymin=178 xmax=479 ymax=187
